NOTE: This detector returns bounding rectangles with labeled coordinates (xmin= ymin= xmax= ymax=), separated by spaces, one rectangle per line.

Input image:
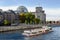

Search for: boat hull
xmin=22 ymin=32 xmax=42 ymax=37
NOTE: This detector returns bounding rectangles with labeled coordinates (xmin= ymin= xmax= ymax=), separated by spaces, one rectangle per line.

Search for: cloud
xmin=0 ymin=6 xmax=35 ymax=12
xmin=46 ymin=17 xmax=60 ymax=21
xmin=45 ymin=8 xmax=60 ymax=15
xmin=45 ymin=8 xmax=60 ymax=21
xmin=27 ymin=7 xmax=35 ymax=12
xmin=0 ymin=6 xmax=18 ymax=11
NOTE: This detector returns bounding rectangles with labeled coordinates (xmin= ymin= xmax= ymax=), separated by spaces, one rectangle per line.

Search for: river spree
xmin=0 ymin=27 xmax=60 ymax=40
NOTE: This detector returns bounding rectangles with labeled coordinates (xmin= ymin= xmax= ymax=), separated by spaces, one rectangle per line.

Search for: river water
xmin=0 ymin=27 xmax=60 ymax=40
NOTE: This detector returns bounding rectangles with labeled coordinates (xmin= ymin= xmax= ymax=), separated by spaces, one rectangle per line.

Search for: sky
xmin=0 ymin=0 xmax=60 ymax=21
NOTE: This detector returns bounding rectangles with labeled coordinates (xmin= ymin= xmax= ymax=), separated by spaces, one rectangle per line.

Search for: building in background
xmin=0 ymin=10 xmax=18 ymax=25
xmin=16 ymin=6 xmax=28 ymax=13
xmin=32 ymin=7 xmax=46 ymax=24
xmin=0 ymin=11 xmax=4 ymax=25
xmin=0 ymin=6 xmax=46 ymax=25
xmin=16 ymin=6 xmax=46 ymax=24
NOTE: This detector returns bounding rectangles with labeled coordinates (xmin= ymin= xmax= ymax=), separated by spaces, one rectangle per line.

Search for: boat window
xmin=32 ymin=32 xmax=37 ymax=34
xmin=39 ymin=31 xmax=42 ymax=32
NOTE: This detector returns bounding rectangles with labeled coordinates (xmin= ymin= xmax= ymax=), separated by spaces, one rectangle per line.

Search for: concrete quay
xmin=0 ymin=25 xmax=42 ymax=33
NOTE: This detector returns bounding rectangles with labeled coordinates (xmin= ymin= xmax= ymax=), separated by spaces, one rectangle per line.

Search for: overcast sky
xmin=0 ymin=0 xmax=60 ymax=21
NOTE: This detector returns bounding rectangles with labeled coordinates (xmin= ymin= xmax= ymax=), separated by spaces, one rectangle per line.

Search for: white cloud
xmin=46 ymin=17 xmax=60 ymax=21
xmin=45 ymin=8 xmax=60 ymax=15
xmin=0 ymin=6 xmax=18 ymax=11
xmin=45 ymin=8 xmax=60 ymax=21
xmin=27 ymin=7 xmax=35 ymax=12
xmin=0 ymin=6 xmax=35 ymax=11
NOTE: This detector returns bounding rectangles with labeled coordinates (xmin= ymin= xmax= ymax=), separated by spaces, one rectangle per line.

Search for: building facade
xmin=16 ymin=6 xmax=28 ymax=13
xmin=0 ymin=10 xmax=18 ymax=25
xmin=32 ymin=7 xmax=46 ymax=23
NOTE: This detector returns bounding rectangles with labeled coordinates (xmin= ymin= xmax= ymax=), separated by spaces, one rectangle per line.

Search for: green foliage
xmin=19 ymin=13 xmax=26 ymax=23
xmin=25 ymin=12 xmax=35 ymax=24
xmin=3 ymin=20 xmax=10 ymax=25
xmin=19 ymin=12 xmax=40 ymax=24
xmin=34 ymin=18 xmax=40 ymax=24
xmin=25 ymin=20 xmax=28 ymax=24
xmin=30 ymin=20 xmax=33 ymax=24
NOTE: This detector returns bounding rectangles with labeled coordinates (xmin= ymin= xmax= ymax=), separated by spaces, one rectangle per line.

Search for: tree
xmin=19 ymin=12 xmax=40 ymax=24
xmin=3 ymin=20 xmax=10 ymax=25
xmin=49 ymin=21 xmax=52 ymax=24
xmin=19 ymin=13 xmax=26 ymax=23
xmin=25 ymin=13 xmax=31 ymax=24
xmin=34 ymin=18 xmax=40 ymax=24
xmin=53 ymin=21 xmax=55 ymax=23
xmin=25 ymin=12 xmax=35 ymax=24
xmin=25 ymin=20 xmax=28 ymax=24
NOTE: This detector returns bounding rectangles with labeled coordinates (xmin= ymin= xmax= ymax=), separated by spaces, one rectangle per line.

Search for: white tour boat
xmin=22 ymin=29 xmax=43 ymax=37
xmin=42 ymin=26 xmax=53 ymax=33
xmin=22 ymin=26 xmax=53 ymax=37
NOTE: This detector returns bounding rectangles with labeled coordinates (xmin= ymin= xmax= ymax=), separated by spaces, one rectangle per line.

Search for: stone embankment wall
xmin=0 ymin=25 xmax=42 ymax=32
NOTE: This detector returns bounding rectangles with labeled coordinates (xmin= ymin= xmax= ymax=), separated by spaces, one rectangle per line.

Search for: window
xmin=37 ymin=16 xmax=40 ymax=18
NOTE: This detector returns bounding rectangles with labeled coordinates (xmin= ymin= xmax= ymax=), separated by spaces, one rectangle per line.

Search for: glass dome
xmin=16 ymin=6 xmax=28 ymax=13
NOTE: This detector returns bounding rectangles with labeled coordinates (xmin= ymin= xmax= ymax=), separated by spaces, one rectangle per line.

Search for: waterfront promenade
xmin=0 ymin=24 xmax=42 ymax=32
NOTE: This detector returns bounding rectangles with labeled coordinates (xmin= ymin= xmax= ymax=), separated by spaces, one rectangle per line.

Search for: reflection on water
xmin=0 ymin=27 xmax=60 ymax=40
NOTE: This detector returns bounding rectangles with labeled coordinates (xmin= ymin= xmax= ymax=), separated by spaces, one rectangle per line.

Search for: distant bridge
xmin=46 ymin=21 xmax=60 ymax=26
